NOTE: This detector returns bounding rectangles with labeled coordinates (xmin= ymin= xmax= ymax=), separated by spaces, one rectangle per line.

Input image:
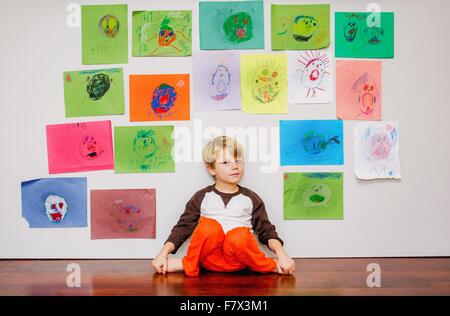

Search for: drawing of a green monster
xmin=223 ymin=12 xmax=253 ymax=44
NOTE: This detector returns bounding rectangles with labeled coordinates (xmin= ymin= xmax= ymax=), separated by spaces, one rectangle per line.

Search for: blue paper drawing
xmin=280 ymin=120 xmax=344 ymax=165
xmin=21 ymin=178 xmax=88 ymax=228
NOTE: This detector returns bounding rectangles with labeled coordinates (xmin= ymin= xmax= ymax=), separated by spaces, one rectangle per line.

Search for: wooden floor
xmin=0 ymin=258 xmax=449 ymax=296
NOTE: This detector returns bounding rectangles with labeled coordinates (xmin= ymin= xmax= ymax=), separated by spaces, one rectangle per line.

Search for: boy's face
xmin=207 ymin=147 xmax=244 ymax=185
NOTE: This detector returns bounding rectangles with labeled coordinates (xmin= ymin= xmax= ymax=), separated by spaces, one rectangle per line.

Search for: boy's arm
xmin=163 ymin=189 xmax=205 ymax=254
xmin=249 ymin=193 xmax=284 ymax=249
xmin=268 ymin=239 xmax=285 ymax=256
xmin=157 ymin=241 xmax=175 ymax=257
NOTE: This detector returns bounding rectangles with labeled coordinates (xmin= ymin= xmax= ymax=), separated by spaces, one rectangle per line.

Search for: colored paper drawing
xmin=21 ymin=177 xmax=87 ymax=228
xmin=81 ymin=4 xmax=128 ymax=64
xmin=91 ymin=189 xmax=156 ymax=239
xmin=132 ymin=10 xmax=192 ymax=56
xmin=284 ymin=172 xmax=343 ymax=220
xmin=63 ymin=68 xmax=124 ymax=117
xmin=336 ymin=60 xmax=382 ymax=120
xmin=271 ymin=4 xmax=330 ymax=50
xmin=46 ymin=121 xmax=114 ymax=174
xmin=193 ymin=51 xmax=241 ymax=111
xmin=335 ymin=12 xmax=394 ymax=58
xmin=240 ymin=53 xmax=287 ymax=114
xmin=114 ymin=125 xmax=174 ymax=173
xmin=354 ymin=122 xmax=401 ymax=180
xmin=288 ymin=48 xmax=332 ymax=104
xmin=130 ymin=74 xmax=190 ymax=121
xmin=199 ymin=1 xmax=264 ymax=50
xmin=280 ymin=120 xmax=344 ymax=166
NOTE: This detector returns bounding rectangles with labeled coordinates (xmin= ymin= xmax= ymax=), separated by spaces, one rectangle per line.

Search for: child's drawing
xmin=335 ymin=12 xmax=394 ymax=58
xmin=241 ymin=54 xmax=287 ymax=114
xmin=21 ymin=177 xmax=87 ymax=228
xmin=284 ymin=172 xmax=343 ymax=220
xmin=199 ymin=1 xmax=264 ymax=50
xmin=63 ymin=68 xmax=124 ymax=118
xmin=271 ymin=4 xmax=330 ymax=50
xmin=354 ymin=122 xmax=401 ymax=180
xmin=91 ymin=189 xmax=156 ymax=239
xmin=114 ymin=126 xmax=174 ymax=174
xmin=193 ymin=51 xmax=241 ymax=111
xmin=288 ymin=48 xmax=332 ymax=104
xmin=132 ymin=10 xmax=192 ymax=56
xmin=280 ymin=120 xmax=343 ymax=166
xmin=336 ymin=60 xmax=382 ymax=120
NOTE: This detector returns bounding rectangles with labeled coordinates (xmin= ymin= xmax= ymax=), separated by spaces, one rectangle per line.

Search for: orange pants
xmin=182 ymin=216 xmax=277 ymax=277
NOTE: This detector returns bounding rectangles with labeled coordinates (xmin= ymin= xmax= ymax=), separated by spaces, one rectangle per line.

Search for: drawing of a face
xmin=292 ymin=16 xmax=318 ymax=42
xmin=297 ymin=51 xmax=330 ymax=98
xmin=370 ymin=132 xmax=392 ymax=160
xmin=158 ymin=17 xmax=176 ymax=47
xmin=344 ymin=20 xmax=358 ymax=42
xmin=151 ymin=84 xmax=177 ymax=114
xmin=302 ymin=183 xmax=332 ymax=207
xmin=44 ymin=195 xmax=68 ymax=223
xmin=99 ymin=15 xmax=119 ymax=37
xmin=223 ymin=12 xmax=253 ymax=44
xmin=252 ymin=65 xmax=281 ymax=103
xmin=352 ymin=73 xmax=379 ymax=115
xmin=133 ymin=130 xmax=157 ymax=160
xmin=86 ymin=73 xmax=111 ymax=101
xmin=302 ymin=58 xmax=326 ymax=88
xmin=79 ymin=134 xmax=103 ymax=160
xmin=210 ymin=65 xmax=231 ymax=101
xmin=115 ymin=205 xmax=144 ymax=232
xmin=302 ymin=131 xmax=340 ymax=155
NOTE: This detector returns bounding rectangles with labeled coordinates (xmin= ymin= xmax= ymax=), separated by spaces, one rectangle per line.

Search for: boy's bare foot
xmin=167 ymin=257 xmax=184 ymax=273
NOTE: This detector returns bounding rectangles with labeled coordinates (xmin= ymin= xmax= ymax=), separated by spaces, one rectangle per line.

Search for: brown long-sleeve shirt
xmin=165 ymin=184 xmax=283 ymax=254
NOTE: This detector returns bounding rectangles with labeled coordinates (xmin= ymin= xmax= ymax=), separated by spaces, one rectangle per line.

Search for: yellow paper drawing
xmin=240 ymin=53 xmax=288 ymax=114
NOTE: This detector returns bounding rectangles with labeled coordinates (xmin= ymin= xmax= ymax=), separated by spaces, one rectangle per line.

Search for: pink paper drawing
xmin=46 ymin=120 xmax=114 ymax=174
xmin=90 ymin=189 xmax=156 ymax=239
xmin=336 ymin=60 xmax=382 ymax=120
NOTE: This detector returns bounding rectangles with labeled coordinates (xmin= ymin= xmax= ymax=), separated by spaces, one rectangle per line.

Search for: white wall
xmin=0 ymin=0 xmax=449 ymax=258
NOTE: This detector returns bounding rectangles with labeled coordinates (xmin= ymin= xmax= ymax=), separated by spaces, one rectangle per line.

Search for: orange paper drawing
xmin=130 ymin=74 xmax=190 ymax=121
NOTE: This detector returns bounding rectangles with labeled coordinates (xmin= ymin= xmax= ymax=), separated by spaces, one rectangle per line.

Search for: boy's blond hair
xmin=203 ymin=136 xmax=244 ymax=167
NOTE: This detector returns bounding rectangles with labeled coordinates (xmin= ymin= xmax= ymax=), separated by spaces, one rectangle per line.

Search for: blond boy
xmin=152 ymin=136 xmax=295 ymax=276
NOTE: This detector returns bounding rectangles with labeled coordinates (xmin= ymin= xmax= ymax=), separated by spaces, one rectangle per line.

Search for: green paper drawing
xmin=82 ymin=4 xmax=128 ymax=64
xmin=284 ymin=172 xmax=343 ymax=220
xmin=114 ymin=126 xmax=174 ymax=174
xmin=199 ymin=1 xmax=264 ymax=50
xmin=63 ymin=68 xmax=124 ymax=117
xmin=271 ymin=4 xmax=330 ymax=50
xmin=335 ymin=12 xmax=394 ymax=58
xmin=132 ymin=10 xmax=192 ymax=56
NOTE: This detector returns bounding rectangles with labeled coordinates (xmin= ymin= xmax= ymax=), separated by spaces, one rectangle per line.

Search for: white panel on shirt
xmin=200 ymin=191 xmax=253 ymax=234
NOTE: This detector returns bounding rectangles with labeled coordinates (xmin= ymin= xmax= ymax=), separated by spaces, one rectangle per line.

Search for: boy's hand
xmin=276 ymin=253 xmax=296 ymax=275
xmin=268 ymin=239 xmax=296 ymax=275
xmin=152 ymin=242 xmax=175 ymax=274
xmin=152 ymin=253 xmax=168 ymax=274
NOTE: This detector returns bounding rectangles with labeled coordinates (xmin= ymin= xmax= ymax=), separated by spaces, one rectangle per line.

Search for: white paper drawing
xmin=354 ymin=121 xmax=401 ymax=180
xmin=288 ymin=48 xmax=332 ymax=104
xmin=193 ymin=51 xmax=241 ymax=111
